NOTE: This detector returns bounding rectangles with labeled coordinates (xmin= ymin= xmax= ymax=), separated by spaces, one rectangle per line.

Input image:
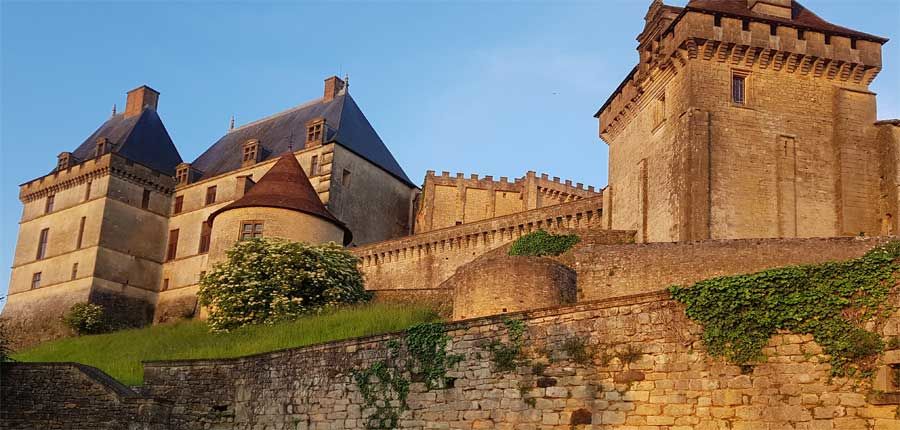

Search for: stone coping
xmin=142 ymin=290 xmax=670 ymax=368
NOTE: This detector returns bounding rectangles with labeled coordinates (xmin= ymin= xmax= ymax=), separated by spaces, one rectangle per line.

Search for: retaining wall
xmin=5 ymin=290 xmax=899 ymax=429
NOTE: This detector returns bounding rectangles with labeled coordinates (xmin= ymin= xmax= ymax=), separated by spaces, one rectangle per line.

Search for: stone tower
xmin=596 ymin=0 xmax=898 ymax=242
xmin=206 ymin=152 xmax=351 ymax=263
xmin=5 ymin=86 xmax=183 ymax=346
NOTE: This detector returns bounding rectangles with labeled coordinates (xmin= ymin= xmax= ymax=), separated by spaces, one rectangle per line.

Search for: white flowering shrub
xmin=63 ymin=303 xmax=111 ymax=335
xmin=198 ymin=238 xmax=370 ymax=332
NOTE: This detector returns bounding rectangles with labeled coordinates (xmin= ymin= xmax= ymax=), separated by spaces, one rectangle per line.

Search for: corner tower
xmin=596 ymin=0 xmax=893 ymax=242
xmin=5 ymin=86 xmax=182 ymax=347
xmin=207 ymin=153 xmax=351 ymax=263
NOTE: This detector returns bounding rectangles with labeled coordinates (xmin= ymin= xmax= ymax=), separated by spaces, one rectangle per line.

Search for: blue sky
xmin=1 ymin=0 xmax=898 ymax=307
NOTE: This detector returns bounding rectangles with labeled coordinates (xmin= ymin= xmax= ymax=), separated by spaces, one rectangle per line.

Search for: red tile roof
xmin=208 ymin=153 xmax=351 ymax=244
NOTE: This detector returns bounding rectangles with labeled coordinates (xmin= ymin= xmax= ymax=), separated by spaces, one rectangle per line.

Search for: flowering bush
xmin=198 ymin=238 xmax=370 ymax=332
xmin=63 ymin=303 xmax=111 ymax=335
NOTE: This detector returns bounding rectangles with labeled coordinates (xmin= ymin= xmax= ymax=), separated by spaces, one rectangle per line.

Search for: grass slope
xmin=13 ymin=303 xmax=439 ymax=386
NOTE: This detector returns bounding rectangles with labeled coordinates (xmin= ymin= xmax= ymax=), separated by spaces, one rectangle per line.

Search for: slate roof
xmin=208 ymin=153 xmax=352 ymax=245
xmin=66 ymin=109 xmax=183 ymax=175
xmin=685 ymin=0 xmax=888 ymax=43
xmin=190 ymin=93 xmax=415 ymax=187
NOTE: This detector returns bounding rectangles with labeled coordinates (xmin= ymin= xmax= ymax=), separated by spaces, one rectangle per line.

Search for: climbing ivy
xmin=353 ymin=323 xmax=462 ymax=429
xmin=483 ymin=317 xmax=528 ymax=372
xmin=353 ymin=343 xmax=409 ymax=429
xmin=406 ymin=322 xmax=464 ymax=390
xmin=669 ymin=241 xmax=900 ymax=376
xmin=508 ymin=230 xmax=580 ymax=257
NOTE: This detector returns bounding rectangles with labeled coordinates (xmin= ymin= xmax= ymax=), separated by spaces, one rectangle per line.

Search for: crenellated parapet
xmin=598 ymin=2 xmax=887 ymax=141
xmin=425 ymin=170 xmax=523 ymax=192
xmin=355 ymin=195 xmax=634 ymax=293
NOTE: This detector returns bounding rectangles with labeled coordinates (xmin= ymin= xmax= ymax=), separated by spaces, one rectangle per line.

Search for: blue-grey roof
xmin=68 ymin=109 xmax=183 ymax=174
xmin=190 ymin=93 xmax=415 ymax=187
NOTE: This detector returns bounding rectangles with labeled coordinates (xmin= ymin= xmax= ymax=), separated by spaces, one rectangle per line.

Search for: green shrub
xmin=63 ymin=303 xmax=111 ymax=335
xmin=669 ymin=241 xmax=900 ymax=376
xmin=198 ymin=238 xmax=370 ymax=332
xmin=561 ymin=336 xmax=592 ymax=364
xmin=508 ymin=230 xmax=580 ymax=257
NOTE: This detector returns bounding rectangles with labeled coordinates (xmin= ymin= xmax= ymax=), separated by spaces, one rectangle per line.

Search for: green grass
xmin=13 ymin=303 xmax=440 ymax=386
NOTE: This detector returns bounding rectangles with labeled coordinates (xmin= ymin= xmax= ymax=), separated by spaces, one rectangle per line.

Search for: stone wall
xmin=0 ymin=363 xmax=171 ymax=430
xmin=414 ymin=170 xmax=600 ymax=234
xmin=8 ymin=290 xmax=898 ymax=429
xmin=572 ymin=236 xmax=890 ymax=302
xmin=599 ymin=4 xmax=890 ymax=243
xmin=449 ymin=255 xmax=576 ymax=320
xmin=353 ymin=195 xmax=632 ymax=293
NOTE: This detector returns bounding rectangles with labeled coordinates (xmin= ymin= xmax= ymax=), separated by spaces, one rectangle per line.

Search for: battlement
xmin=356 ymin=195 xmax=633 ymax=293
xmin=598 ymin=5 xmax=886 ymax=140
xmin=425 ymin=170 xmax=523 ymax=191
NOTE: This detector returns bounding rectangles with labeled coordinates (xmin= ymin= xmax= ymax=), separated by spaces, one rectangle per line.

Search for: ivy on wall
xmin=353 ymin=323 xmax=462 ymax=429
xmin=508 ymin=230 xmax=580 ymax=257
xmin=483 ymin=317 xmax=528 ymax=372
xmin=669 ymin=241 xmax=900 ymax=376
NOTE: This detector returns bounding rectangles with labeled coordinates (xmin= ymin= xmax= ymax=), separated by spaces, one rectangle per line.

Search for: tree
xmin=198 ymin=238 xmax=370 ymax=332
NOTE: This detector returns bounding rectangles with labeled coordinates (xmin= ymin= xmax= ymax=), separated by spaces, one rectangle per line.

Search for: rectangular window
xmin=162 ymin=278 xmax=169 ymax=291
xmin=31 ymin=272 xmax=41 ymax=289
xmin=310 ymin=156 xmax=319 ymax=176
xmin=85 ymin=181 xmax=92 ymax=201
xmin=176 ymin=167 xmax=189 ymax=185
xmin=307 ymin=122 xmax=324 ymax=144
xmin=732 ymin=74 xmax=746 ymax=105
xmin=741 ymin=19 xmax=750 ymax=31
xmin=199 ymin=221 xmax=211 ymax=253
xmin=240 ymin=221 xmax=264 ymax=240
xmin=798 ymin=29 xmax=806 ymax=40
xmin=242 ymin=141 xmax=259 ymax=165
xmin=166 ymin=229 xmax=179 ymax=261
xmin=71 ymin=263 xmax=78 ymax=280
xmin=205 ymin=186 xmax=217 ymax=205
xmin=45 ymin=195 xmax=55 ymax=214
xmin=342 ymin=169 xmax=352 ymax=187
xmin=95 ymin=139 xmax=107 ymax=157
xmin=173 ymin=195 xmax=184 ymax=214
xmin=77 ymin=216 xmax=86 ymax=249
xmin=36 ymin=228 xmax=49 ymax=260
xmin=141 ymin=189 xmax=151 ymax=209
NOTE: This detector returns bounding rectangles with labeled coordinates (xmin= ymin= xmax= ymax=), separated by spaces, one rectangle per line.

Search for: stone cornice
xmin=600 ymin=35 xmax=883 ymax=141
xmin=598 ymin=10 xmax=885 ymax=142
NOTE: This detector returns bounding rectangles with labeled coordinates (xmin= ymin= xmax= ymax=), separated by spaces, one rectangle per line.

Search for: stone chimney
xmin=124 ymin=85 xmax=160 ymax=118
xmin=323 ymin=76 xmax=346 ymax=102
xmin=748 ymin=0 xmax=793 ymax=19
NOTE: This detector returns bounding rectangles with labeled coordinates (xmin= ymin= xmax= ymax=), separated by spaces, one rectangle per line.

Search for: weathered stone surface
xmin=4 ymin=292 xmax=898 ymax=429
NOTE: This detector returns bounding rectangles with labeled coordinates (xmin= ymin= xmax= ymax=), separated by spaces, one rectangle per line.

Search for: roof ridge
xmin=228 ymin=97 xmax=326 ymax=134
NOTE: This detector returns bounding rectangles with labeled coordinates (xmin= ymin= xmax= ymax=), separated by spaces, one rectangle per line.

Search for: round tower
xmin=207 ymin=153 xmax=351 ymax=263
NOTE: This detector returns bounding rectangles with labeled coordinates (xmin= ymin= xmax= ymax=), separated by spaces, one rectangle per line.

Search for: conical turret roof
xmin=208 ymin=153 xmax=351 ymax=244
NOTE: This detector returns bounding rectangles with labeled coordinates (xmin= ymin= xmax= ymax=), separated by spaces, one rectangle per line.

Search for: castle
xmin=5 ymin=1 xmax=900 ymax=429
xmin=3 ymin=0 xmax=899 ymax=348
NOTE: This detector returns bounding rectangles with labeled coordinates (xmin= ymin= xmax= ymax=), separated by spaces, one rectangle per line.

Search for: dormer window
xmin=95 ymin=138 xmax=110 ymax=157
xmin=57 ymin=152 xmax=72 ymax=171
xmin=242 ymin=139 xmax=260 ymax=167
xmin=306 ymin=119 xmax=325 ymax=145
xmin=175 ymin=163 xmax=191 ymax=185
